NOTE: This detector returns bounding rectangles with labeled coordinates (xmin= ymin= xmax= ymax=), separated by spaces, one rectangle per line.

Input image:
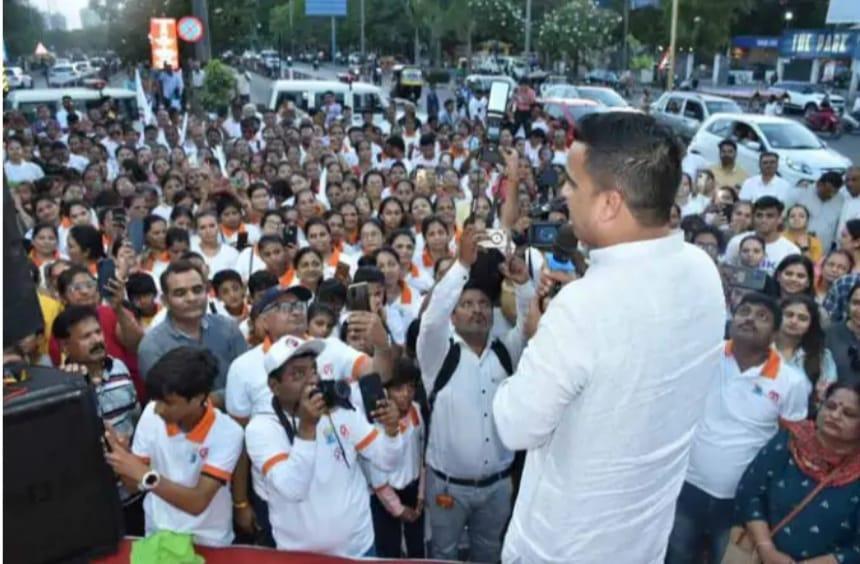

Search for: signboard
xmin=306 ymin=0 xmax=347 ymax=17
xmin=731 ymin=36 xmax=779 ymax=50
xmin=177 ymin=16 xmax=203 ymax=43
xmin=150 ymin=18 xmax=179 ymax=69
xmin=826 ymin=0 xmax=860 ymax=24
xmin=779 ymin=30 xmax=860 ymax=60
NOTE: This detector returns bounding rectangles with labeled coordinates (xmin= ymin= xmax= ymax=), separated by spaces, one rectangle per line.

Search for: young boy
xmin=126 ymin=272 xmax=160 ymax=328
xmin=213 ymin=269 xmax=248 ymax=325
xmin=369 ymin=358 xmax=425 ymax=558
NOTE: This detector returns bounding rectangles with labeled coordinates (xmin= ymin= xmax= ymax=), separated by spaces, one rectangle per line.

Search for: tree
xmin=201 ymin=59 xmax=236 ymax=112
xmin=538 ymin=0 xmax=622 ymax=74
xmin=4 ymin=0 xmax=46 ymax=59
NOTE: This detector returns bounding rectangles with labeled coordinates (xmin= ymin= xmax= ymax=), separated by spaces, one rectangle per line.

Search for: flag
xmin=135 ymin=68 xmax=154 ymax=126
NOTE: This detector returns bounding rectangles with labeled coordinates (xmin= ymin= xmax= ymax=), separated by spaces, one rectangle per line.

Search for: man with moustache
xmin=708 ymin=139 xmax=748 ymax=190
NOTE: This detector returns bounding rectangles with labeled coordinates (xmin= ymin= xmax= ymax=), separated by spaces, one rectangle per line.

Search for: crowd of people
xmin=3 ymin=62 xmax=860 ymax=563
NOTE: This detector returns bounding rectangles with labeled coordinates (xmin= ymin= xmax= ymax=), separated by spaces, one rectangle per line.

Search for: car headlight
xmin=785 ymin=157 xmax=813 ymax=176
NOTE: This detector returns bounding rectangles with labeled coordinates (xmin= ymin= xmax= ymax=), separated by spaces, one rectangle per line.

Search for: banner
xmin=306 ymin=0 xmax=347 ymax=17
xmin=150 ymin=18 xmax=179 ymax=70
xmin=826 ymin=0 xmax=860 ymax=24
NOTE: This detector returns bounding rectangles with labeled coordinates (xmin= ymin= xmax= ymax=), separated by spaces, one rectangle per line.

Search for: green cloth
xmin=130 ymin=531 xmax=205 ymax=564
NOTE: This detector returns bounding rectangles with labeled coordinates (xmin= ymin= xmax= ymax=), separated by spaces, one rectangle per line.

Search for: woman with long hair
xmin=815 ymin=250 xmax=854 ymax=303
xmin=29 ymin=223 xmax=62 ymax=270
xmin=375 ymin=246 xmax=421 ymax=345
xmin=388 ymin=229 xmax=433 ymax=295
xmin=775 ymin=295 xmax=838 ymax=413
xmin=826 ymin=282 xmax=860 ymax=381
xmin=339 ymin=201 xmax=361 ymax=250
xmin=140 ymin=214 xmax=170 ymax=277
xmin=293 ymin=247 xmax=324 ymax=295
xmin=774 ymin=254 xmax=815 ymax=299
xmin=305 ymin=217 xmax=353 ymax=279
xmin=192 ymin=211 xmax=240 ymax=278
xmin=67 ymin=224 xmax=106 ymax=275
xmin=217 ymin=195 xmax=261 ymax=250
xmin=783 ymin=204 xmax=823 ymax=263
xmin=378 ymin=196 xmax=408 ymax=237
xmin=358 ymin=218 xmax=385 ymax=260
xmin=418 ymin=215 xmax=452 ymax=281
xmin=839 ymin=218 xmax=860 ymax=272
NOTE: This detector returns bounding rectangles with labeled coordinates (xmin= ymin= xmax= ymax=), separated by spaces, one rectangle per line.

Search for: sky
xmin=29 ymin=0 xmax=87 ymax=30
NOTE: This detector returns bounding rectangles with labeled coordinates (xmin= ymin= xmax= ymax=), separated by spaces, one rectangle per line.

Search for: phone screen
xmin=358 ymin=373 xmax=386 ymax=422
xmin=347 ymin=282 xmax=371 ymax=312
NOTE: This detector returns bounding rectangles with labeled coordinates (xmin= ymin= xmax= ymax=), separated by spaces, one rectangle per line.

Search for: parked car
xmin=771 ymin=81 xmax=845 ymax=115
xmin=4 ymin=87 xmax=139 ymax=123
xmin=73 ymin=61 xmax=96 ymax=79
xmin=541 ymin=83 xmax=581 ymax=100
xmin=4 ymin=67 xmax=33 ymax=89
xmin=689 ymin=113 xmax=851 ymax=189
xmin=47 ymin=64 xmax=79 ymax=87
xmin=651 ymin=91 xmax=743 ymax=142
xmin=576 ymin=86 xmax=629 ymax=108
xmin=539 ymin=97 xmax=602 ymax=141
xmin=585 ymin=69 xmax=619 ymax=87
xmin=269 ymin=79 xmax=389 ymax=127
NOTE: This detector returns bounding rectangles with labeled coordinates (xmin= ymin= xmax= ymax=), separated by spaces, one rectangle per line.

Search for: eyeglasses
xmin=283 ymin=364 xmax=317 ymax=383
xmin=69 ymin=280 xmax=97 ymax=292
xmin=263 ymin=301 xmax=307 ymax=315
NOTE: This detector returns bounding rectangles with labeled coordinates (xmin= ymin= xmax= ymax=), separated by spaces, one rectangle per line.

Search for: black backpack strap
xmin=490 ymin=339 xmax=514 ymax=376
xmin=428 ymin=339 xmax=459 ymax=410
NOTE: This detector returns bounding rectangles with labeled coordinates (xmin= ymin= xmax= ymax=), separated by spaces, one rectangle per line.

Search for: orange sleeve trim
xmin=350 ymin=354 xmax=371 ymax=382
xmin=201 ymin=464 xmax=232 ymax=482
xmin=262 ymin=453 xmax=289 ymax=476
xmin=355 ymin=428 xmax=379 ymax=452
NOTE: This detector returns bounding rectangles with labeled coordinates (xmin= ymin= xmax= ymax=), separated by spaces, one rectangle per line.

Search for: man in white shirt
xmin=104 ymin=347 xmax=244 ymax=547
xmin=245 ymin=336 xmax=403 ymax=557
xmin=4 ymin=136 xmax=44 ymax=186
xmin=410 ymin=133 xmax=439 ymax=170
xmin=837 ymin=166 xmax=860 ymax=240
xmin=739 ymin=152 xmax=791 ymax=203
xmin=784 ymin=170 xmax=845 ymax=252
xmin=723 ymin=196 xmax=801 ymax=274
xmin=492 ymin=112 xmax=726 ymax=563
xmin=468 ymin=91 xmax=488 ymax=124
xmin=666 ymin=293 xmax=809 ymax=563
xmin=682 ymin=147 xmax=710 ymax=182
xmin=417 ymin=229 xmax=533 ymax=563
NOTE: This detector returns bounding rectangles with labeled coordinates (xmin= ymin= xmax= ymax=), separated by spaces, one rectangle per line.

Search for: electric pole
xmin=192 ymin=0 xmax=211 ymax=62
xmin=524 ymin=0 xmax=532 ymax=56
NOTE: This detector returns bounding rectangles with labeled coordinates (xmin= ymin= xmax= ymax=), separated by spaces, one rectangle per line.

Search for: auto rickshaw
xmin=391 ymin=65 xmax=423 ymax=103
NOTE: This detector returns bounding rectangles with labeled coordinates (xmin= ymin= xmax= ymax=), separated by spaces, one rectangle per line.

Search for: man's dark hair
xmin=248 ymin=270 xmax=279 ymax=297
xmin=691 ymin=224 xmax=725 ymax=253
xmin=753 ymin=195 xmax=784 ymax=214
xmin=258 ymin=234 xmax=285 ymax=250
xmin=735 ymin=291 xmax=782 ymax=331
xmin=819 ymin=171 xmax=844 ymax=189
xmin=146 ymin=347 xmax=218 ymax=401
xmin=126 ymin=272 xmax=158 ymax=299
xmin=760 ymin=151 xmax=779 ymax=161
xmin=57 ymin=264 xmax=94 ymax=297
xmin=53 ymin=305 xmax=100 ymax=340
xmin=165 ymin=226 xmax=190 ymax=248
xmin=212 ymin=269 xmax=243 ymax=293
xmin=143 ymin=214 xmax=167 ymax=235
xmin=574 ymin=113 xmax=682 ymax=227
xmin=160 ymin=259 xmax=204 ymax=295
xmin=718 ymin=139 xmax=737 ymax=151
xmin=386 ymin=135 xmax=406 ymax=154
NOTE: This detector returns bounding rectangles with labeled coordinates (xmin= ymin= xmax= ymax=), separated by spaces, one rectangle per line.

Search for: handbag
xmin=721 ymin=467 xmax=841 ymax=564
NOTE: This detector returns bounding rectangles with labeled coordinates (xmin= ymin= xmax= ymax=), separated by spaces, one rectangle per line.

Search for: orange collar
xmin=142 ymin=250 xmax=170 ymax=272
xmin=102 ymin=234 xmax=112 ymax=251
xmin=221 ymin=223 xmax=247 ymax=238
xmin=327 ymin=247 xmax=342 ymax=267
xmin=279 ymin=268 xmax=295 ymax=287
xmin=29 ymin=249 xmax=59 ymax=268
xmin=409 ymin=262 xmax=420 ymax=278
xmin=60 ymin=217 xmax=73 ymax=229
xmin=724 ymin=341 xmax=780 ymax=379
xmin=398 ymin=405 xmax=421 ymax=434
xmin=398 ymin=280 xmax=413 ymax=305
xmin=422 ymin=247 xmax=450 ymax=268
xmin=454 ymin=225 xmax=463 ymax=244
xmin=262 ymin=335 xmax=273 ymax=353
xmin=87 ymin=261 xmax=98 ymax=275
xmin=346 ymin=229 xmax=359 ymax=245
xmin=166 ymin=402 xmax=216 ymax=442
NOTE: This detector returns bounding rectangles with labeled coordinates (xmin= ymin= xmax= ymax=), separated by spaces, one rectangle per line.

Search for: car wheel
xmin=804 ymin=103 xmax=817 ymax=117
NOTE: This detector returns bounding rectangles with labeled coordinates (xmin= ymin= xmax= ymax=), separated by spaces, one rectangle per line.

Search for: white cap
xmin=263 ymin=335 xmax=325 ymax=376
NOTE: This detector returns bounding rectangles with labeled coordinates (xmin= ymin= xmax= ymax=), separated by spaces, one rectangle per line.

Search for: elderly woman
xmin=732 ymin=380 xmax=860 ymax=564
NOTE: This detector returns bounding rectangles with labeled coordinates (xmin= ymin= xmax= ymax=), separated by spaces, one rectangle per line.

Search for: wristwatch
xmin=139 ymin=470 xmax=160 ymax=491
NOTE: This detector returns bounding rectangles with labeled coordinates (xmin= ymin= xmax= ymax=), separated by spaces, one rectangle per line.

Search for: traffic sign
xmin=177 ymin=16 xmax=204 ymax=43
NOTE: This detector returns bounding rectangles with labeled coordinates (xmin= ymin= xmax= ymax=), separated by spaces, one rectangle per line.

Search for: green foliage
xmin=4 ymin=0 xmax=46 ymax=58
xmin=538 ymin=0 xmax=622 ymax=62
xmin=201 ymin=59 xmax=236 ymax=112
xmin=631 ymin=53 xmax=654 ymax=71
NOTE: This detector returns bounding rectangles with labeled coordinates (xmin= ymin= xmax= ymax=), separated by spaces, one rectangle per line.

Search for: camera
xmin=315 ymin=379 xmax=353 ymax=410
xmin=528 ymin=222 xmax=561 ymax=250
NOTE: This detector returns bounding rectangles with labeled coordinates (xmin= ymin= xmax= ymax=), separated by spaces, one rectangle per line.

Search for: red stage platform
xmin=94 ymin=538 xmax=453 ymax=563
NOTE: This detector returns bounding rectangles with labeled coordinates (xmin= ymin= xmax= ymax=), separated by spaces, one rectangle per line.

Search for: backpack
xmin=427 ymin=338 xmax=514 ymax=411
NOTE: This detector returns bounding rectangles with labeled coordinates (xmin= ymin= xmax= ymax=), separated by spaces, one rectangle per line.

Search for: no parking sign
xmin=177 ymin=16 xmax=204 ymax=43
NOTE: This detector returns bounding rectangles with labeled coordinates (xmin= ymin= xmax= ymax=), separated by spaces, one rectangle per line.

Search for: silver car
xmin=651 ymin=92 xmax=743 ymax=142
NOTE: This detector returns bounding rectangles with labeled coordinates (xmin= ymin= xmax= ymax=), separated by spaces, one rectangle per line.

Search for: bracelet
xmin=233 ymin=500 xmax=250 ymax=509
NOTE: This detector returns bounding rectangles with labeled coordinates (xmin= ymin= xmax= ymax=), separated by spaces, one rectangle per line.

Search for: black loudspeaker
xmin=4 ymin=365 xmax=123 ymax=563
xmin=3 ymin=183 xmax=44 ymax=347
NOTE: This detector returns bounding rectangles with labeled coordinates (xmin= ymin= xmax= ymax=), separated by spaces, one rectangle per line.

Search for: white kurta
xmin=493 ymin=231 xmax=726 ymax=563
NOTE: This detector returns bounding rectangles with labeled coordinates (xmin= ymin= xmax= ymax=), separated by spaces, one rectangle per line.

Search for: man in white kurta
xmin=493 ymin=112 xmax=726 ymax=563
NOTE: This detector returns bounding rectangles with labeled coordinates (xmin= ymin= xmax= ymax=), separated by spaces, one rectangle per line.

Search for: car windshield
xmin=579 ymin=88 xmax=627 ymax=107
xmin=759 ymin=122 xmax=823 ymax=150
xmin=567 ymin=104 xmax=600 ymax=122
xmin=705 ymin=100 xmax=742 ymax=114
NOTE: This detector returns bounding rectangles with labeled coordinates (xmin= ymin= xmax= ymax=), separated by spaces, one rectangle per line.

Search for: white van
xmin=268 ymin=80 xmax=388 ymax=126
xmin=4 ymin=87 xmax=139 ymax=123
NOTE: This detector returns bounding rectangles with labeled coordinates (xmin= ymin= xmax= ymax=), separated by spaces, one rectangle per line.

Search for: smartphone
xmin=346 ymin=282 xmax=371 ymax=312
xmin=479 ymin=228 xmax=509 ymax=251
xmin=283 ymin=225 xmax=298 ymax=246
xmin=479 ymin=144 xmax=505 ymax=167
xmin=97 ymin=259 xmax=117 ymax=300
xmin=112 ymin=206 xmax=126 ymax=228
xmin=334 ymin=261 xmax=351 ymax=282
xmin=358 ymin=373 xmax=386 ymax=422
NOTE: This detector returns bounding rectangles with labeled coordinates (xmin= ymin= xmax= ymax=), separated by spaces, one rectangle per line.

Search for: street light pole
xmin=360 ymin=0 xmax=366 ymax=59
xmin=622 ymin=0 xmax=630 ymax=71
xmin=191 ymin=0 xmax=212 ymax=62
xmin=524 ymin=0 xmax=532 ymax=56
xmin=667 ymin=0 xmax=679 ymax=91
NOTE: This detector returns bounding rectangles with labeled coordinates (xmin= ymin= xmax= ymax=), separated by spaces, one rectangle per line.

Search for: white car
xmin=4 ymin=67 xmax=33 ymax=89
xmin=47 ymin=64 xmax=79 ymax=87
xmin=773 ymin=81 xmax=845 ymax=115
xmin=689 ymin=113 xmax=852 ymax=189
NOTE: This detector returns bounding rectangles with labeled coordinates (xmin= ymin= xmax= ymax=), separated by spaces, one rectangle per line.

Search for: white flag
xmin=135 ymin=68 xmax=154 ymax=126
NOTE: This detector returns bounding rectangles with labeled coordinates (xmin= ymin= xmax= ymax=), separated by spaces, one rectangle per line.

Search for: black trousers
xmin=122 ymin=495 xmax=145 ymax=537
xmin=514 ymin=109 xmax=532 ymax=136
xmin=370 ymin=478 xmax=425 ymax=558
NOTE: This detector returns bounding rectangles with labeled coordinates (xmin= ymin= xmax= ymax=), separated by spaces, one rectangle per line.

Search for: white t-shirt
xmin=686 ymin=344 xmax=810 ymax=498
xmin=225 ymin=342 xmax=270 ymax=421
xmin=4 ymin=160 xmax=45 ymax=185
xmin=682 ymin=152 xmax=710 ymax=181
xmin=131 ymin=402 xmax=243 ymax=547
xmin=191 ymin=240 xmax=240 ymax=278
xmin=739 ymin=174 xmax=791 ymax=203
xmin=723 ymin=231 xmax=801 ymax=274
xmin=367 ymin=402 xmax=424 ymax=490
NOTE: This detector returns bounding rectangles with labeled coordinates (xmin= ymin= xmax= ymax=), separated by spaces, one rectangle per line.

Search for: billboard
xmin=150 ymin=18 xmax=179 ymax=70
xmin=826 ymin=0 xmax=860 ymax=24
xmin=779 ymin=30 xmax=860 ymax=60
xmin=306 ymin=0 xmax=347 ymax=17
